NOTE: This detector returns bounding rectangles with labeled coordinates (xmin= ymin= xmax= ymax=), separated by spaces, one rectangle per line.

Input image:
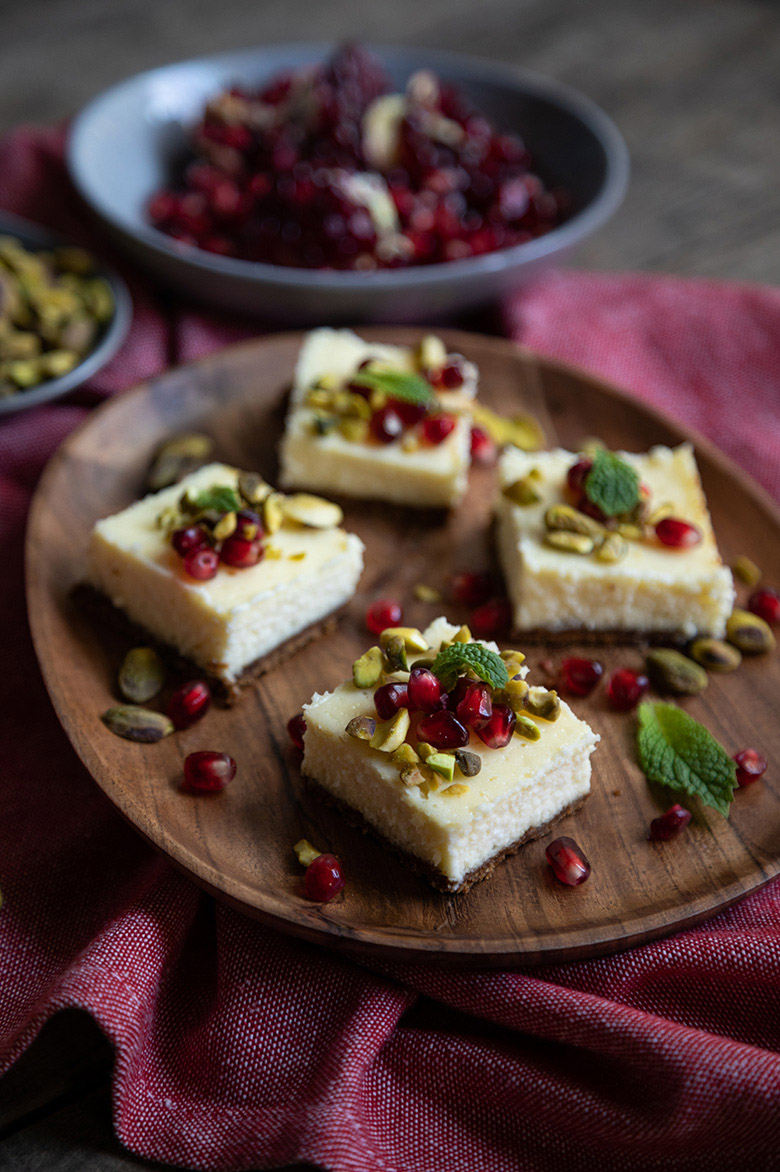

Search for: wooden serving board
xmin=25 ymin=329 xmax=780 ymax=967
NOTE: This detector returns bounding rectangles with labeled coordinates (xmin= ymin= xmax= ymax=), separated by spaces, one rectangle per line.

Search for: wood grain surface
xmin=26 ymin=328 xmax=780 ymax=967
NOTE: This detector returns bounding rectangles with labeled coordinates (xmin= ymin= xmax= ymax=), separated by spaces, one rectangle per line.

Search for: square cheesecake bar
xmin=279 ymin=328 xmax=478 ymax=508
xmin=496 ymin=443 xmax=735 ymax=639
xmin=301 ymin=617 xmax=599 ymax=893
xmin=86 ymin=462 xmax=364 ymax=697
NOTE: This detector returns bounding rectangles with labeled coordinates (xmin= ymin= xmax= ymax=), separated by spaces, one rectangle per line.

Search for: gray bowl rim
xmin=0 ymin=210 xmax=133 ymax=417
xmin=67 ymin=41 xmax=629 ymax=291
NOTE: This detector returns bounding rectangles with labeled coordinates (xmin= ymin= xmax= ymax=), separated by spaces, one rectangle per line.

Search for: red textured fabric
xmin=3 ymin=126 xmax=780 ymax=1172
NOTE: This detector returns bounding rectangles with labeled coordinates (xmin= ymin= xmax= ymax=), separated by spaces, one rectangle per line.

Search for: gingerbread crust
xmin=305 ymin=777 xmax=590 ymax=894
xmin=513 ymin=626 xmax=687 ymax=648
xmin=72 ymin=582 xmax=343 ymax=704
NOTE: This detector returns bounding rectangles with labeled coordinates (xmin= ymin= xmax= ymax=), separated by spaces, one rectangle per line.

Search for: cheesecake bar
xmin=496 ymin=443 xmax=734 ymax=639
xmin=279 ymin=328 xmax=478 ymax=508
xmin=86 ymin=462 xmax=364 ymax=696
xmin=301 ymin=617 xmax=599 ymax=892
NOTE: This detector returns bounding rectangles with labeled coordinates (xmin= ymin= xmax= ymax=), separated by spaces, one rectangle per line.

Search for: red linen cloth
xmin=2 ymin=126 xmax=780 ymax=1172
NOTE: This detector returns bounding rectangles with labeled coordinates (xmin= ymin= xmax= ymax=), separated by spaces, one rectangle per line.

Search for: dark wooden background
xmin=2 ymin=0 xmax=779 ymax=1167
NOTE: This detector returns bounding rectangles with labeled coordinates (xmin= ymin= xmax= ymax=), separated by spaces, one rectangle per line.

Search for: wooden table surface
xmin=3 ymin=0 xmax=779 ymax=1168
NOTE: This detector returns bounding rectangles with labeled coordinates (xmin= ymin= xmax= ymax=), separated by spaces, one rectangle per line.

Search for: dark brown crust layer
xmin=73 ymin=582 xmax=343 ymax=704
xmin=514 ymin=626 xmax=687 ymax=648
xmin=305 ymin=777 xmax=590 ymax=894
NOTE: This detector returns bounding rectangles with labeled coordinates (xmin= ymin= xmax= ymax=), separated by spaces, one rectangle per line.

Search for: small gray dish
xmin=68 ymin=43 xmax=629 ymax=325
xmin=0 ymin=211 xmax=132 ymax=417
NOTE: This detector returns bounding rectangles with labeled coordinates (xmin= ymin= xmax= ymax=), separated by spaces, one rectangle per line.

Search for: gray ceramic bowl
xmin=0 ymin=211 xmax=132 ymax=416
xmin=68 ymin=44 xmax=628 ymax=325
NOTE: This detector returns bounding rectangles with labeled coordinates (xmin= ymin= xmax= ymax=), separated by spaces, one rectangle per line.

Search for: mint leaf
xmin=637 ymin=702 xmax=737 ymax=817
xmin=431 ymin=643 xmax=509 ymax=691
xmin=350 ymin=368 xmax=436 ymax=407
xmin=193 ymin=485 xmax=241 ymax=514
xmin=585 ymin=448 xmax=640 ymax=517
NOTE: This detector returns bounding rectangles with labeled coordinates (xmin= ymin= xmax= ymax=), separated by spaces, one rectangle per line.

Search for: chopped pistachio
xmin=689 ymin=638 xmax=742 ymax=672
xmin=312 ymin=413 xmax=338 ymax=436
xmin=523 ymin=689 xmax=561 ymax=721
xmin=544 ymin=531 xmax=595 ymax=556
xmin=503 ymin=476 xmax=541 ymax=506
xmin=453 ymin=625 xmax=471 ymax=644
xmin=213 ymin=511 xmax=237 ymax=541
xmin=413 ymin=583 xmax=443 ymax=603
xmin=238 ymin=471 xmax=272 ymax=506
xmin=417 ymin=333 xmax=448 ymax=372
xmin=370 ymin=708 xmax=411 ymax=752
xmin=262 ymin=491 xmax=285 ymax=534
xmin=426 ymin=752 xmax=456 ymax=783
xmin=514 ymin=713 xmax=542 ymax=741
xmin=732 ymin=555 xmax=761 ymax=587
xmin=597 ymin=532 xmax=629 ymax=564
xmin=392 ymin=743 xmax=420 ymax=768
xmin=383 ymin=635 xmax=409 ymax=672
xmin=470 ymin=402 xmax=544 ymax=451
xmin=401 ymin=433 xmax=420 ymax=452
xmin=618 ymin=522 xmax=644 ymax=541
xmin=400 ymin=764 xmax=428 ymax=788
xmin=352 ymin=645 xmax=384 ymax=689
xmin=264 ymin=546 xmax=282 ymax=560
xmin=283 ymin=493 xmax=343 ymax=529
xmin=117 ymin=647 xmax=166 ymax=704
xmin=288 ymin=552 xmax=306 ymax=561
xmin=454 ymin=749 xmax=482 ymax=777
xmin=417 ymin=741 xmax=437 ymax=761
xmin=293 ymin=839 xmax=321 ymax=867
xmin=545 ymin=504 xmax=604 ymax=539
xmin=441 ymin=783 xmax=469 ymax=797
xmin=339 ymin=417 xmax=369 ymax=443
xmin=647 ymin=502 xmax=675 ymax=526
xmin=726 ymin=609 xmax=776 ymax=655
xmin=380 ymin=626 xmax=429 ymax=653
xmin=500 ymin=648 xmax=526 ymax=665
xmin=307 ymin=387 xmax=335 ymax=410
xmin=346 ymin=715 xmax=377 ymax=741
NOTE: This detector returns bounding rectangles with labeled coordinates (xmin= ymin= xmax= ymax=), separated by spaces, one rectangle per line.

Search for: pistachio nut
xmin=413 ymin=583 xmax=443 ymax=603
xmin=454 ymin=749 xmax=482 ymax=777
xmin=689 ymin=638 xmax=742 ymax=672
xmin=392 ymin=743 xmax=420 ymax=768
xmin=117 ymin=647 xmax=166 ymax=704
xmin=399 ymin=764 xmax=428 ymax=788
xmin=544 ymin=531 xmax=595 ymax=556
xmin=495 ymin=678 xmax=530 ymax=712
xmin=426 ymin=752 xmax=456 ymax=783
xmin=339 ymin=417 xmax=369 ymax=443
xmin=370 ymin=708 xmax=411 ymax=753
xmin=401 ymin=433 xmax=420 ymax=452
xmin=500 ymin=648 xmax=526 ymax=665
xmin=452 ymin=625 xmax=471 ymax=644
xmin=596 ymin=532 xmax=629 ymax=564
xmin=514 ymin=713 xmax=542 ymax=741
xmin=352 ymin=646 xmax=384 ymax=689
xmin=726 ymin=609 xmax=776 ymax=655
xmin=282 ymin=493 xmax=343 ymax=529
xmin=213 ymin=511 xmax=237 ymax=541
xmin=732 ymin=555 xmax=761 ymax=587
xmin=238 ymin=471 xmax=272 ymax=506
xmin=523 ymin=689 xmax=561 ymax=721
xmin=544 ymin=504 xmax=604 ymax=538
xmin=441 ymin=783 xmax=469 ymax=797
xmin=262 ymin=491 xmax=285 ymax=534
xmin=146 ymin=433 xmax=214 ymax=493
xmin=618 ymin=522 xmax=644 ymax=541
xmin=416 ymin=741 xmax=437 ymax=761
xmin=383 ymin=635 xmax=409 ymax=672
xmin=417 ymin=333 xmax=448 ymax=372
xmin=307 ymin=387 xmax=335 ymax=410
xmin=312 ymin=413 xmax=338 ymax=436
xmin=647 ymin=502 xmax=675 ymax=526
xmin=503 ymin=476 xmax=541 ymax=506
xmin=100 ymin=705 xmax=174 ymax=743
xmin=293 ymin=839 xmax=322 ymax=867
xmin=645 ymin=648 xmax=708 ymax=695
xmin=470 ymin=402 xmax=544 ymax=451
xmin=380 ymin=626 xmax=429 ymax=653
xmin=345 ymin=715 xmax=377 ymax=741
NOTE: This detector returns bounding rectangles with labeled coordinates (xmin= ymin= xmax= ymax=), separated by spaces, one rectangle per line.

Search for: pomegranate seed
xmin=407 ymin=667 xmax=446 ymax=713
xmin=236 ymin=508 xmax=263 ymax=540
xmin=287 ymin=713 xmax=306 ymax=751
xmin=370 ymin=405 xmax=404 ymax=444
xmin=606 ymin=668 xmax=649 ymax=712
xmin=449 ymin=570 xmax=496 ymax=607
xmin=219 ymin=534 xmax=264 ymax=568
xmin=470 ymin=425 xmax=497 ymax=465
xmin=578 ymin=498 xmax=608 ymax=524
xmin=748 ymin=588 xmax=780 ymax=625
xmin=374 ymin=682 xmax=409 ymax=720
xmin=421 ymin=413 xmax=456 ymax=445
xmin=303 ymin=853 xmax=345 ymax=901
xmin=181 ymin=750 xmax=236 ymax=793
xmin=388 ymin=396 xmax=427 ymax=427
xmin=566 ymin=458 xmax=593 ymax=496
xmin=655 ymin=518 xmax=702 ymax=548
xmin=184 ymin=547 xmax=219 ymax=580
xmin=417 ymin=710 xmax=469 ymax=750
xmin=474 ymin=701 xmax=515 ymax=747
xmin=366 ymin=598 xmax=402 ymax=635
xmin=546 ymin=836 xmax=590 ymax=885
xmin=649 ymin=804 xmax=691 ymax=841
xmin=470 ymin=597 xmax=511 ymax=640
xmin=733 ymin=748 xmax=767 ymax=787
xmin=172 ymin=525 xmax=209 ymax=558
xmin=456 ymin=681 xmax=493 ymax=729
xmin=559 ymin=657 xmax=603 ymax=697
xmin=429 ymin=360 xmax=465 ymax=389
xmin=167 ymin=680 xmax=211 ymax=729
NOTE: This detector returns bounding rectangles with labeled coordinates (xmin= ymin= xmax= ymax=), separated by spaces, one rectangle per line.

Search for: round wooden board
xmin=26 ymin=328 xmax=780 ymax=967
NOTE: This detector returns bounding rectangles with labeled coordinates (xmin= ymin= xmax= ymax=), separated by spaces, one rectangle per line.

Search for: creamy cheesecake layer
xmin=87 ymin=463 xmax=364 ymax=683
xmin=496 ymin=444 xmax=734 ymax=637
xmin=302 ymin=619 xmax=598 ymax=888
xmin=279 ymin=328 xmax=476 ymax=508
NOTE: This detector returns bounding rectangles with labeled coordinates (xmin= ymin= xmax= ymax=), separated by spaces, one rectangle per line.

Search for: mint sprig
xmin=350 ymin=367 xmax=436 ymax=408
xmin=585 ymin=448 xmax=640 ymax=517
xmin=637 ymin=702 xmax=737 ymax=817
xmin=192 ymin=485 xmax=241 ymax=514
xmin=431 ymin=643 xmax=509 ymax=691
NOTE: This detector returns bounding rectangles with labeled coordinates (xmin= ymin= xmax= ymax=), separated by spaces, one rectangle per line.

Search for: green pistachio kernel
xmin=352 ymin=646 xmax=384 ymax=689
xmin=370 ymin=708 xmax=411 ymax=753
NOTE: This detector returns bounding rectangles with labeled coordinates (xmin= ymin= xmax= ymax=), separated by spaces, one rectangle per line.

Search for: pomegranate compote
xmin=148 ymin=44 xmax=567 ymax=270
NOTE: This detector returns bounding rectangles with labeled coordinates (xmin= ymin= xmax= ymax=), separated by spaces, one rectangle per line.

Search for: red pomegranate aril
xmin=374 ymin=682 xmax=409 ymax=720
xmin=566 ymin=458 xmax=593 ymax=496
xmin=287 ymin=713 xmax=306 ymax=751
xmin=606 ymin=668 xmax=650 ymax=712
xmin=546 ymin=836 xmax=590 ymax=885
xmin=417 ymin=710 xmax=469 ymax=750
xmin=449 ymin=570 xmax=496 ymax=607
xmin=748 ymin=588 xmax=780 ymax=625
xmin=304 ymin=853 xmax=345 ymax=902
xmin=236 ymin=508 xmax=263 ymax=540
xmin=475 ymin=701 xmax=514 ymax=748
xmin=388 ymin=396 xmax=427 ymax=427
xmin=560 ymin=656 xmax=603 ymax=698
xmin=219 ymin=534 xmax=264 ymax=568
xmin=370 ymin=405 xmax=404 ymax=444
xmin=733 ymin=748 xmax=767 ymax=788
xmin=172 ymin=525 xmax=209 ymax=558
xmin=470 ymin=597 xmax=511 ymax=640
xmin=407 ymin=667 xmax=445 ymax=713
xmin=470 ymin=425 xmax=497 ymax=465
xmin=456 ymin=681 xmax=493 ymax=730
xmin=366 ymin=598 xmax=402 ymax=635
xmin=649 ymin=804 xmax=691 ymax=842
xmin=438 ymin=361 xmax=465 ymax=389
xmin=421 ymin=413 xmax=456 ymax=445
xmin=167 ymin=680 xmax=211 ymax=730
xmin=655 ymin=517 xmax=702 ymax=548
xmin=184 ymin=547 xmax=219 ymax=580
xmin=181 ymin=750 xmax=237 ymax=794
